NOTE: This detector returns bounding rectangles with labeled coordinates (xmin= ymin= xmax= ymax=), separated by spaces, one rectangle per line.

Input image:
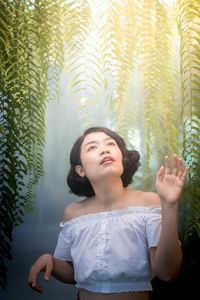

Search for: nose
xmin=100 ymin=148 xmax=110 ymax=156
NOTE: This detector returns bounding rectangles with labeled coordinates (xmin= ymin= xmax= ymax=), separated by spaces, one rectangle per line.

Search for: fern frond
xmin=0 ymin=0 xmax=65 ymax=288
xmin=137 ymin=0 xmax=180 ymax=169
xmin=177 ymin=0 xmax=200 ymax=239
xmin=64 ymin=1 xmax=107 ymax=127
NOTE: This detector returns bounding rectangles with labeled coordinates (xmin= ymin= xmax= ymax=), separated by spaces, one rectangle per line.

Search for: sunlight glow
xmin=80 ymin=96 xmax=87 ymax=105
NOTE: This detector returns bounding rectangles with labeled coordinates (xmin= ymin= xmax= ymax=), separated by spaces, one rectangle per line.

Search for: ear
xmin=75 ymin=165 xmax=86 ymax=177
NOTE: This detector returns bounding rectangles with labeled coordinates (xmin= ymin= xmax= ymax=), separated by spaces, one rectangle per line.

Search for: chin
xmin=100 ymin=168 xmax=123 ymax=179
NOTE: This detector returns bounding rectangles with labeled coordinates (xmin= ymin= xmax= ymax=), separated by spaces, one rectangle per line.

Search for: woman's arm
xmin=52 ymin=256 xmax=76 ymax=284
xmin=28 ymin=254 xmax=75 ymax=293
xmin=150 ymin=203 xmax=183 ymax=281
xmin=150 ymin=154 xmax=189 ymax=281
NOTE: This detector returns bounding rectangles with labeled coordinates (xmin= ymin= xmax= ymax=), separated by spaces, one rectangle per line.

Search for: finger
xmin=181 ymin=166 xmax=189 ymax=183
xmin=29 ymin=282 xmax=43 ymax=294
xmin=177 ymin=158 xmax=184 ymax=179
xmin=28 ymin=268 xmax=44 ymax=293
xmin=29 ymin=267 xmax=40 ymax=289
xmin=156 ymin=166 xmax=164 ymax=183
xmin=44 ymin=261 xmax=52 ymax=281
xmin=172 ymin=154 xmax=179 ymax=176
xmin=164 ymin=156 xmax=171 ymax=175
xmin=28 ymin=265 xmax=44 ymax=292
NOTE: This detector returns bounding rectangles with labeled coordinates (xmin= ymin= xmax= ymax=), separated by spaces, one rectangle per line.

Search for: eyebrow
xmin=83 ymin=137 xmax=113 ymax=149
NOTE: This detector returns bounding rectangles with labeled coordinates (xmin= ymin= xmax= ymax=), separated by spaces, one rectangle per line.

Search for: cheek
xmin=119 ymin=153 xmax=125 ymax=170
xmin=117 ymin=150 xmax=123 ymax=166
xmin=120 ymin=160 xmax=124 ymax=174
xmin=115 ymin=150 xmax=124 ymax=173
xmin=80 ymin=153 xmax=96 ymax=175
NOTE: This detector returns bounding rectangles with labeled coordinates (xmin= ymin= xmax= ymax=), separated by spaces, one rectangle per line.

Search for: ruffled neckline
xmin=60 ymin=205 xmax=161 ymax=228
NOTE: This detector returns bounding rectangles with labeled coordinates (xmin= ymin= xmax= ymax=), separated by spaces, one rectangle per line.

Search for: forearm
xmin=154 ymin=203 xmax=182 ymax=281
xmin=52 ymin=255 xmax=76 ymax=284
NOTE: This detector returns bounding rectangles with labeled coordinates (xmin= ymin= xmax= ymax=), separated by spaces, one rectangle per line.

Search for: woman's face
xmin=75 ymin=131 xmax=124 ymax=183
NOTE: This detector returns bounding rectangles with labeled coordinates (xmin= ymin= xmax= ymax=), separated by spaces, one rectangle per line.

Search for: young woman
xmin=28 ymin=127 xmax=189 ymax=300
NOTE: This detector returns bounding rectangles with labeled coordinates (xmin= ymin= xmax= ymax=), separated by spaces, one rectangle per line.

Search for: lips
xmin=100 ymin=156 xmax=114 ymax=165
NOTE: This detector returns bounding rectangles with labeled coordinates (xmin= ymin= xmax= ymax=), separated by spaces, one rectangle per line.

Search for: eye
xmin=107 ymin=141 xmax=116 ymax=146
xmin=87 ymin=145 xmax=97 ymax=151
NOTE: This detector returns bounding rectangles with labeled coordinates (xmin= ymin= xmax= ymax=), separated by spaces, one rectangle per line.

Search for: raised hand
xmin=155 ymin=154 xmax=189 ymax=206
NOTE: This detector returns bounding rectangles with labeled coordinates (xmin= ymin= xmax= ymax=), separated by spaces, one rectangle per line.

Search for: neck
xmin=91 ymin=176 xmax=126 ymax=210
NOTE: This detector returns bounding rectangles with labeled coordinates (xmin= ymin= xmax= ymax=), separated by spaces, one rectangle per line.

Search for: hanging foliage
xmin=137 ymin=0 xmax=180 ymax=169
xmin=64 ymin=0 xmax=96 ymax=127
xmin=66 ymin=0 xmax=181 ymax=163
xmin=0 ymin=0 xmax=64 ymax=289
xmin=177 ymin=0 xmax=200 ymax=239
xmin=65 ymin=0 xmax=200 ymax=236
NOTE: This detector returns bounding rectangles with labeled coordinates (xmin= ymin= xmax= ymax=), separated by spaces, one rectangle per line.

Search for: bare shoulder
xmin=63 ymin=202 xmax=77 ymax=223
xmin=63 ymin=198 xmax=92 ymax=223
xmin=126 ymin=189 xmax=161 ymax=207
xmin=142 ymin=191 xmax=161 ymax=207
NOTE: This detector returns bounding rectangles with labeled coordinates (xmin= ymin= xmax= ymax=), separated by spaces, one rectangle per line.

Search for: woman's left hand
xmin=155 ymin=154 xmax=189 ymax=206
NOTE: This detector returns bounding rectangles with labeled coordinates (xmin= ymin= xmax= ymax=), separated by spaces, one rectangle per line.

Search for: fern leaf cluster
xmin=177 ymin=0 xmax=200 ymax=239
xmin=136 ymin=0 xmax=179 ymax=169
xmin=65 ymin=0 xmax=200 ymax=239
xmin=0 ymin=0 xmax=64 ymax=289
xmin=64 ymin=0 xmax=102 ymax=127
xmin=104 ymin=0 xmax=140 ymax=143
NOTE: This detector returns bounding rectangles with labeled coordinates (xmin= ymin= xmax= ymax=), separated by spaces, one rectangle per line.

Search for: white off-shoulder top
xmin=54 ymin=206 xmax=162 ymax=293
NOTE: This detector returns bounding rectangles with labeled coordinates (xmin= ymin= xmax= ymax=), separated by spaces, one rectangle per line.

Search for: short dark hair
xmin=67 ymin=127 xmax=140 ymax=197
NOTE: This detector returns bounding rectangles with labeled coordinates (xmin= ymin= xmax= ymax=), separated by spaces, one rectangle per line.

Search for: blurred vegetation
xmin=0 ymin=0 xmax=65 ymax=289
